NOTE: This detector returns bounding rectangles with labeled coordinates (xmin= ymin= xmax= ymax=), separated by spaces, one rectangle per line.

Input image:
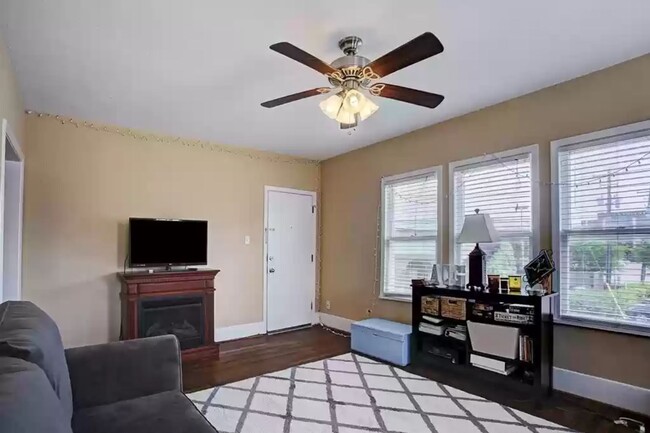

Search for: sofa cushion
xmin=0 ymin=301 xmax=73 ymax=422
xmin=71 ymin=391 xmax=216 ymax=433
xmin=0 ymin=357 xmax=73 ymax=433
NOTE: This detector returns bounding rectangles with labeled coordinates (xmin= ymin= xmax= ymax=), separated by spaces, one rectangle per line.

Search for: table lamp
xmin=457 ymin=209 xmax=499 ymax=290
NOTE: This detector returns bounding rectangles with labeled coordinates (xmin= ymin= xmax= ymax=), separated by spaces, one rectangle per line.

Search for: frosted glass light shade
xmin=320 ymin=90 xmax=379 ymax=125
xmin=319 ymin=93 xmax=343 ymax=120
xmin=342 ymin=89 xmax=366 ymax=114
xmin=335 ymin=109 xmax=357 ymax=125
xmin=358 ymin=97 xmax=379 ymax=121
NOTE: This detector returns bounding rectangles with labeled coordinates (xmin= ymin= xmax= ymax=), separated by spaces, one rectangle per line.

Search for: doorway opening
xmin=1 ymin=119 xmax=25 ymax=302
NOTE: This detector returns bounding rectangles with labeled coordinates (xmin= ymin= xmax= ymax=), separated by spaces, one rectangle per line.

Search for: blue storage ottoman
xmin=351 ymin=318 xmax=411 ymax=366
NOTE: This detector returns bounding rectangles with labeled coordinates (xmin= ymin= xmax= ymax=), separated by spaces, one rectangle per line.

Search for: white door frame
xmin=1 ymin=119 xmax=25 ymax=302
xmin=263 ymin=186 xmax=317 ymax=333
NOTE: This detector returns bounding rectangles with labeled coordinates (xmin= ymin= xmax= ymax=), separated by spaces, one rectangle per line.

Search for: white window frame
xmin=551 ymin=119 xmax=650 ymax=337
xmin=449 ymin=144 xmax=541 ymax=274
xmin=380 ymin=165 xmax=443 ymax=302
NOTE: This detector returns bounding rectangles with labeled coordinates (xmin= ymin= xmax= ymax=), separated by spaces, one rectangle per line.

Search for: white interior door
xmin=265 ymin=188 xmax=316 ymax=332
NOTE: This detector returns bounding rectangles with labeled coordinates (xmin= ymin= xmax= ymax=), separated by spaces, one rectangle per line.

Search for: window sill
xmin=379 ymin=294 xmax=412 ymax=303
xmin=554 ymin=316 xmax=650 ymax=338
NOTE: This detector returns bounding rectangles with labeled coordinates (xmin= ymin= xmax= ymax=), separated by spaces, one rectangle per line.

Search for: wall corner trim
xmin=215 ymin=321 xmax=265 ymax=342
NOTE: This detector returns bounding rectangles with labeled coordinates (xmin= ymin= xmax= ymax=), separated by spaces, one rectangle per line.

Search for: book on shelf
xmin=494 ymin=311 xmax=534 ymax=325
xmin=471 ymin=303 xmax=494 ymax=320
xmin=494 ymin=303 xmax=534 ymax=324
xmin=419 ymin=322 xmax=445 ymax=336
xmin=470 ymin=353 xmax=516 ymax=376
xmin=421 ymin=315 xmax=444 ymax=324
xmin=444 ymin=324 xmax=467 ymax=341
xmin=518 ymin=335 xmax=534 ymax=362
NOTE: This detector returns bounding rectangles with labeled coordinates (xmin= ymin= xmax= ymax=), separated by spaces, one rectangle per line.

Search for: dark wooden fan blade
xmin=261 ymin=88 xmax=331 ymax=108
xmin=366 ymin=32 xmax=444 ymax=78
xmin=270 ymin=42 xmax=337 ymax=75
xmin=371 ymin=83 xmax=444 ymax=109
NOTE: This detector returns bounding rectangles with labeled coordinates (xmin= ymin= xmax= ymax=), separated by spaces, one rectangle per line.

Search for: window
xmin=381 ymin=166 xmax=442 ymax=299
xmin=552 ymin=120 xmax=650 ymax=334
xmin=450 ymin=145 xmax=539 ymax=276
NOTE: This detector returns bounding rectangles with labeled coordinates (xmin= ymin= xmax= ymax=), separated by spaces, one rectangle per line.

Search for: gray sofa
xmin=0 ymin=301 xmax=216 ymax=433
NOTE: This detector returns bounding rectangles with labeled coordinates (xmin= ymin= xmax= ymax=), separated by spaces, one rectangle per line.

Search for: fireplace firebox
xmin=118 ymin=269 xmax=220 ymax=361
xmin=139 ymin=296 xmax=205 ymax=350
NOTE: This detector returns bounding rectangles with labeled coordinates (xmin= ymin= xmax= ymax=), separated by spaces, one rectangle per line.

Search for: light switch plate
xmin=244 ymin=235 xmax=250 ymax=245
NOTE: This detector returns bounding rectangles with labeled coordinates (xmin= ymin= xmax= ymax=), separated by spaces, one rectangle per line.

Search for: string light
xmin=27 ymin=111 xmax=320 ymax=167
xmin=390 ymin=148 xmax=650 ymax=207
xmin=488 ymin=149 xmax=650 ymax=188
xmin=34 ymin=110 xmax=648 ymax=332
xmin=29 ymin=110 xmax=347 ymax=334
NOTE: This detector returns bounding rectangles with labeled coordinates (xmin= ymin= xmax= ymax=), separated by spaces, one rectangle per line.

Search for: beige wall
xmin=23 ymin=116 xmax=319 ymax=347
xmin=321 ymin=54 xmax=650 ymax=388
xmin=0 ymin=32 xmax=24 ymax=147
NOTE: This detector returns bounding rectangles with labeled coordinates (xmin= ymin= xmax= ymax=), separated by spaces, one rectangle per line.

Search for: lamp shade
xmin=457 ymin=210 xmax=499 ymax=243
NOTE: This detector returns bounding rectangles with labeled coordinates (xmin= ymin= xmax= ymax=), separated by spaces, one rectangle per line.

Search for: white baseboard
xmin=553 ymin=367 xmax=650 ymax=416
xmin=317 ymin=313 xmax=650 ymax=416
xmin=215 ymin=321 xmax=265 ymax=342
xmin=319 ymin=312 xmax=354 ymax=333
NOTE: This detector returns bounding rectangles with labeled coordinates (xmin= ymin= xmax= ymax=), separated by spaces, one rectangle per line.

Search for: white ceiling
xmin=1 ymin=1 xmax=649 ymax=160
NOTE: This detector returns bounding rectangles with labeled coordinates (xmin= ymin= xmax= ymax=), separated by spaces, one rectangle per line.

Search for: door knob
xmin=269 ymin=268 xmax=276 ymax=273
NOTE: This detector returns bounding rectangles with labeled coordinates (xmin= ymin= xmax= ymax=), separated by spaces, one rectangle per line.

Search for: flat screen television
xmin=129 ymin=218 xmax=208 ymax=268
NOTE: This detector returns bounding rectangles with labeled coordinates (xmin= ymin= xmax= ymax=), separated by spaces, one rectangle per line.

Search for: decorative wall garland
xmin=26 ymin=111 xmax=321 ymax=167
xmin=27 ymin=110 xmax=335 ymax=332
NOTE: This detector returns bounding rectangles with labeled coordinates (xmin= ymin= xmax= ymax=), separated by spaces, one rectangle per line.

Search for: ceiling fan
xmin=261 ymin=32 xmax=444 ymax=129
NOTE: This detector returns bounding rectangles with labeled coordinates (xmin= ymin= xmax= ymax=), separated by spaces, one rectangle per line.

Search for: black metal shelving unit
xmin=411 ymin=284 xmax=557 ymax=396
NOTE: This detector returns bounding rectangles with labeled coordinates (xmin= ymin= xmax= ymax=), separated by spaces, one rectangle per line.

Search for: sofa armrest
xmin=65 ymin=335 xmax=182 ymax=410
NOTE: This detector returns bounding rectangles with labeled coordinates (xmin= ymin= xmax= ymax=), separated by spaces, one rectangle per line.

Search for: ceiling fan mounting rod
xmin=338 ymin=35 xmax=363 ymax=56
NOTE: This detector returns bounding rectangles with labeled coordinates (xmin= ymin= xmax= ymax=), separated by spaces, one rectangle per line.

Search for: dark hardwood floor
xmin=182 ymin=325 xmax=349 ymax=393
xmin=182 ymin=326 xmax=647 ymax=433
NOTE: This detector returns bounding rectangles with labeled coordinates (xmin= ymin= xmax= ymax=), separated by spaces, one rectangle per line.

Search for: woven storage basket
xmin=440 ymin=297 xmax=466 ymax=320
xmin=421 ymin=296 xmax=439 ymax=316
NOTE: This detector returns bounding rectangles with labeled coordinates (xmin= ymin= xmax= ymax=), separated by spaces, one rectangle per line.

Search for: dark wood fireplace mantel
xmin=118 ymin=269 xmax=220 ymax=361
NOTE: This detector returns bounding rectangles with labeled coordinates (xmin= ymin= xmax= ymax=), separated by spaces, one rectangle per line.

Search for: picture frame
xmin=487 ymin=274 xmax=500 ymax=292
xmin=508 ymin=275 xmax=522 ymax=292
xmin=524 ymin=249 xmax=555 ymax=287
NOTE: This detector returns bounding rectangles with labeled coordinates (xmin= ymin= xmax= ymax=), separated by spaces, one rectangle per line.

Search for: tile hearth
xmin=187 ymin=352 xmax=576 ymax=433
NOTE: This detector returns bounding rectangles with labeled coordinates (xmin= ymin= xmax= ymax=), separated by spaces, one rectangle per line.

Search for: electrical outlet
xmin=325 ymin=300 xmax=331 ymax=310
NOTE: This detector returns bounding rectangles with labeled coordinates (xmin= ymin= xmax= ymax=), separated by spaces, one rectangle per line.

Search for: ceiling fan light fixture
xmin=320 ymin=89 xmax=379 ymax=125
xmin=262 ymin=32 xmax=446 ymax=129
xmin=319 ymin=93 xmax=344 ymax=120
xmin=358 ymin=97 xmax=379 ymax=121
xmin=335 ymin=107 xmax=358 ymax=125
xmin=342 ymin=89 xmax=366 ymax=114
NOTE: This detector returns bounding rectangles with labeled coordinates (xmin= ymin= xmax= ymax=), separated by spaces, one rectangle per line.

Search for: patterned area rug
xmin=187 ymin=352 xmax=576 ymax=433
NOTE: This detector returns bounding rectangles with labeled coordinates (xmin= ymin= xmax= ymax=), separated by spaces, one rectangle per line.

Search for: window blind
xmin=382 ymin=170 xmax=439 ymax=297
xmin=557 ymin=132 xmax=650 ymax=331
xmin=453 ymin=153 xmax=534 ymax=275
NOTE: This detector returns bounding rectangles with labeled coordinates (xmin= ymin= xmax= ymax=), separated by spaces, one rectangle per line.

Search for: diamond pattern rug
xmin=187 ymin=352 xmax=576 ymax=433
